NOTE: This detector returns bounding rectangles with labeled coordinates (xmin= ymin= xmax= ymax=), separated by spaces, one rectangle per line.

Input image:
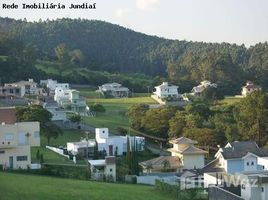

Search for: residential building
xmin=67 ymin=140 xmax=96 ymax=158
xmin=67 ymin=128 xmax=145 ymax=157
xmin=54 ymin=88 xmax=89 ymax=114
xmin=98 ymin=83 xmax=129 ymax=98
xmin=139 ymin=156 xmax=183 ymax=173
xmin=214 ymin=141 xmax=268 ymax=174
xmin=95 ymin=128 xmax=145 ymax=156
xmin=43 ymin=101 xmax=66 ymax=121
xmin=203 ymin=141 xmax=268 ymax=189
xmin=239 ymin=171 xmax=268 ymax=200
xmin=168 ymin=137 xmax=207 ymax=170
xmin=241 ymin=81 xmax=262 ymax=97
xmin=40 ymin=79 xmax=69 ymax=94
xmin=191 ymin=80 xmax=217 ymax=96
xmin=153 ymin=82 xmax=179 ymax=100
xmin=0 ymin=84 xmax=25 ymax=97
xmin=88 ymin=156 xmax=116 ymax=182
xmin=5 ymin=79 xmax=41 ymax=95
xmin=0 ymin=107 xmax=40 ymax=169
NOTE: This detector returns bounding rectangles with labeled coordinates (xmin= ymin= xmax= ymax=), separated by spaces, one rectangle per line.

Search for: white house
xmin=191 ymin=80 xmax=217 ymax=96
xmin=88 ymin=156 xmax=116 ymax=182
xmin=98 ymin=83 xmax=129 ymax=98
xmin=239 ymin=171 xmax=268 ymax=200
xmin=67 ymin=140 xmax=96 ymax=158
xmin=95 ymin=128 xmax=145 ymax=156
xmin=241 ymin=81 xmax=261 ymax=97
xmin=40 ymin=79 xmax=69 ymax=91
xmin=67 ymin=128 xmax=145 ymax=157
xmin=153 ymin=82 xmax=179 ymax=100
xmin=54 ymin=88 xmax=89 ymax=114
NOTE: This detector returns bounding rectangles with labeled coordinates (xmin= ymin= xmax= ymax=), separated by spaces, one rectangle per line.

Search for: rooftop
xmin=169 ymin=137 xmax=197 ymax=145
xmin=218 ymin=141 xmax=268 ymax=159
xmin=0 ymin=107 xmax=17 ymax=124
xmin=139 ymin=156 xmax=183 ymax=168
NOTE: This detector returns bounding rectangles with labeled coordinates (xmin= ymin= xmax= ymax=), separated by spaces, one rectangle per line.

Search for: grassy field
xmin=84 ymin=96 xmax=156 ymax=133
xmin=218 ymin=96 xmax=243 ymax=105
xmin=31 ymin=129 xmax=92 ymax=165
xmin=0 ymin=172 xmax=173 ymax=200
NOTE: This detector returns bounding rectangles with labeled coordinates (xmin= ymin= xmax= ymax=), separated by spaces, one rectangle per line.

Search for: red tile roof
xmin=0 ymin=107 xmax=17 ymax=124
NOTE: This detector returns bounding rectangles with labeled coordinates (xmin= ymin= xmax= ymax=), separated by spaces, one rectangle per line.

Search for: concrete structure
xmin=191 ymin=80 xmax=217 ymax=96
xmin=98 ymin=83 xmax=129 ymax=98
xmin=67 ymin=140 xmax=96 ymax=158
xmin=67 ymin=128 xmax=145 ymax=157
xmin=40 ymin=79 xmax=69 ymax=94
xmin=0 ymin=84 xmax=25 ymax=97
xmin=5 ymin=79 xmax=41 ymax=95
xmin=0 ymin=121 xmax=40 ymax=169
xmin=54 ymin=88 xmax=89 ymax=114
xmin=95 ymin=128 xmax=145 ymax=156
xmin=239 ymin=171 xmax=268 ymax=200
xmin=241 ymin=81 xmax=261 ymax=97
xmin=153 ymin=82 xmax=179 ymax=100
xmin=43 ymin=101 xmax=66 ymax=121
xmin=168 ymin=137 xmax=207 ymax=169
xmin=88 ymin=156 xmax=116 ymax=182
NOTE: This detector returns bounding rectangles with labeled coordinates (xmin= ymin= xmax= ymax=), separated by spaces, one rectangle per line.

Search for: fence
xmin=46 ymin=146 xmax=70 ymax=159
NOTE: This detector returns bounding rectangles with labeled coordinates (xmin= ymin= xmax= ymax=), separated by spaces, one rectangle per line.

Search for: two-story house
xmin=241 ymin=81 xmax=262 ymax=97
xmin=54 ymin=88 xmax=89 ymax=114
xmin=139 ymin=137 xmax=207 ymax=173
xmin=0 ymin=107 xmax=40 ymax=169
xmin=98 ymin=83 xmax=129 ymax=98
xmin=153 ymin=82 xmax=179 ymax=100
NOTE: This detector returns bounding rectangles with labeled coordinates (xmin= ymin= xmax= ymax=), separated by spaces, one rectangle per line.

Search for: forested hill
xmin=0 ymin=17 xmax=268 ymax=94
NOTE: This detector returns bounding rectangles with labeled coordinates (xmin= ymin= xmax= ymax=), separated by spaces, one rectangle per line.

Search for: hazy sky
xmin=0 ymin=0 xmax=268 ymax=46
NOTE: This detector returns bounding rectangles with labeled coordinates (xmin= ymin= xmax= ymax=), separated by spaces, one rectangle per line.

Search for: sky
xmin=0 ymin=0 xmax=268 ymax=46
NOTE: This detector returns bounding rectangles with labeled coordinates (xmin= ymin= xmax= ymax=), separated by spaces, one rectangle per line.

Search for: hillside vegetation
xmin=0 ymin=17 xmax=268 ymax=94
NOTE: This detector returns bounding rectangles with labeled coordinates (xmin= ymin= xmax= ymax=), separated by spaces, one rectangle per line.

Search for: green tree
xmin=128 ymin=104 xmax=149 ymax=130
xmin=234 ymin=91 xmax=268 ymax=146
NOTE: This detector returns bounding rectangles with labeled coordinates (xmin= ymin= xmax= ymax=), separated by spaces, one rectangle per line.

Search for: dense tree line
xmin=0 ymin=17 xmax=268 ymax=95
xmin=128 ymin=91 xmax=268 ymax=148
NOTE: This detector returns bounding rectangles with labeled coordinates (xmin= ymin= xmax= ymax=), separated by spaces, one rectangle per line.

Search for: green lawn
xmin=31 ymin=129 xmax=92 ymax=165
xmin=84 ymin=96 xmax=156 ymax=133
xmin=0 ymin=172 xmax=173 ymax=200
xmin=218 ymin=96 xmax=243 ymax=105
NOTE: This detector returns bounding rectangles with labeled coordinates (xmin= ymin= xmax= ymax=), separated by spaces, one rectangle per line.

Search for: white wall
xmin=183 ymin=154 xmax=204 ymax=169
xmin=244 ymin=155 xmax=258 ymax=171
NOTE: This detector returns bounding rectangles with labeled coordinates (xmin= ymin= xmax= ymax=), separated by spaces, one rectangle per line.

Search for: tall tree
xmin=234 ymin=91 xmax=268 ymax=146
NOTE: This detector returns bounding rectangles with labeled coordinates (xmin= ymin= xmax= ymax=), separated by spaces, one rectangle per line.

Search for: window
xmin=34 ymin=131 xmax=40 ymax=138
xmin=0 ymin=150 xmax=5 ymax=154
xmin=262 ymin=187 xmax=264 ymax=192
xmin=17 ymin=156 xmax=27 ymax=161
xmin=247 ymin=162 xmax=249 ymax=166
xmin=242 ymin=184 xmax=245 ymax=189
xmin=110 ymin=169 xmax=113 ymax=172
xmin=251 ymin=161 xmax=254 ymax=166
xmin=5 ymin=133 xmax=13 ymax=140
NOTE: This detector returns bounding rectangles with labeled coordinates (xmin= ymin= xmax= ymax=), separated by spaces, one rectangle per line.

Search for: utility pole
xmin=85 ymin=131 xmax=89 ymax=161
